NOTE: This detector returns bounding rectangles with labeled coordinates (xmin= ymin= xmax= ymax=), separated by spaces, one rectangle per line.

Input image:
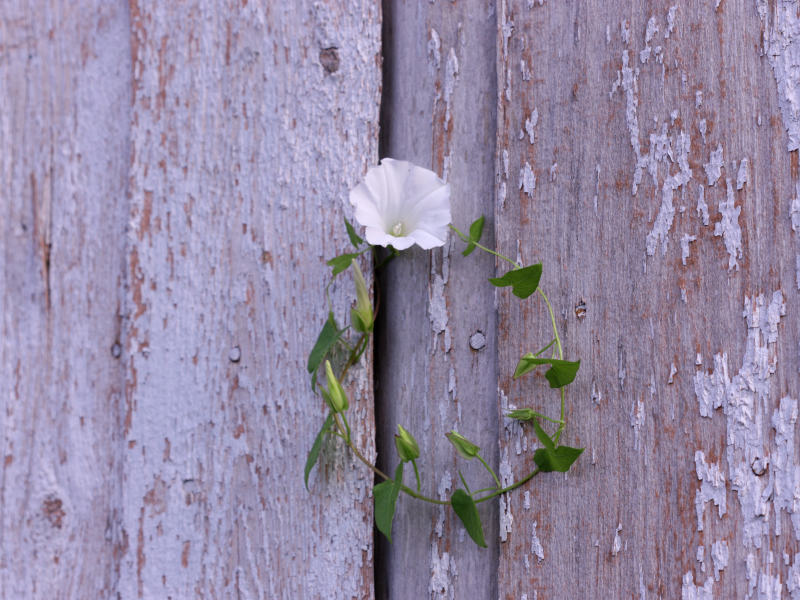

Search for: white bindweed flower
xmin=349 ymin=158 xmax=451 ymax=250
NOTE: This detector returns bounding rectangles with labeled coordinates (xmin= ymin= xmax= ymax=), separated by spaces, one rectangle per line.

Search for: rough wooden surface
xmin=376 ymin=1 xmax=500 ymax=598
xmin=6 ymin=0 xmax=800 ymax=597
xmin=122 ymin=1 xmax=381 ymax=598
xmin=494 ymin=0 xmax=800 ymax=598
xmin=0 ymin=2 xmax=130 ymax=596
xmin=2 ymin=1 xmax=381 ymax=598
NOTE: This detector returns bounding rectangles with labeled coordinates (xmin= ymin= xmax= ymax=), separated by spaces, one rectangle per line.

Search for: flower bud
xmin=395 ymin=425 xmax=420 ymax=463
xmin=446 ymin=430 xmax=480 ymax=460
xmin=506 ymin=408 xmax=535 ymax=421
xmin=321 ymin=360 xmax=349 ymax=413
xmin=350 ymin=259 xmax=373 ymax=333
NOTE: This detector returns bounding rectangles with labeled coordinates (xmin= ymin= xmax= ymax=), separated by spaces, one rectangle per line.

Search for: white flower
xmin=349 ymin=158 xmax=451 ymax=250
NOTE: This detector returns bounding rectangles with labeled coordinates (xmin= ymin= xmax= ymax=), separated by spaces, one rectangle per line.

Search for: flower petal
xmin=350 ymin=182 xmax=386 ymax=231
xmin=405 ymin=228 xmax=447 ymax=249
xmin=363 ymin=228 xmax=413 ymax=251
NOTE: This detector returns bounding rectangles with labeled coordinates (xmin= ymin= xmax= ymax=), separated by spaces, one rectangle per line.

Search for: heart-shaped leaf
xmin=488 ymin=263 xmax=542 ymax=299
xmin=375 ymin=462 xmax=404 ymax=543
xmin=514 ymin=355 xmax=580 ymax=388
xmin=304 ymin=412 xmax=334 ymax=491
xmin=344 ymin=217 xmax=363 ymax=248
xmin=533 ymin=445 xmax=584 ymax=473
xmin=451 ymin=489 xmax=487 ymax=548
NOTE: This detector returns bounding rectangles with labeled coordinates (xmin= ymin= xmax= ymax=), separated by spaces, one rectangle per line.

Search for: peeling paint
xmin=429 ymin=275 xmax=449 ymax=354
xmin=645 ymin=131 xmax=691 ymax=256
xmin=429 ymin=543 xmax=453 ymax=600
xmin=790 ymin=184 xmax=800 ymax=230
xmin=695 ymin=292 xmax=787 ymax=553
xmin=525 ymin=110 xmax=538 ymax=144
xmin=737 ymin=158 xmax=748 ymax=190
xmin=443 ymin=48 xmax=459 ymax=132
xmin=681 ymin=572 xmax=714 ymax=599
xmin=519 ymin=163 xmax=536 ymax=196
xmin=703 ymin=144 xmax=723 ymax=186
xmin=665 ymin=6 xmax=678 ymax=39
xmin=695 ymin=451 xmax=727 ymax=531
xmin=697 ymin=185 xmax=709 ymax=225
xmin=711 ymin=540 xmax=729 ymax=582
xmin=699 ymin=119 xmax=707 ymax=144
xmin=681 ymin=234 xmax=697 ymax=265
xmin=766 ymin=1 xmax=800 ymax=150
xmin=695 ymin=90 xmax=703 ymax=109
xmin=669 ymin=363 xmax=677 ymax=384
xmin=694 ymin=352 xmax=730 ymax=418
xmin=531 ymin=522 xmax=544 ymax=562
xmin=713 ymin=179 xmax=743 ymax=271
xmin=611 ymin=523 xmax=623 ymax=556
xmin=640 ymin=17 xmax=658 ymax=64
xmin=428 ymin=29 xmax=442 ymax=73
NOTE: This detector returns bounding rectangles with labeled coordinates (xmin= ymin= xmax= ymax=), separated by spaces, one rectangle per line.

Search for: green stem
xmin=474 ymin=468 xmax=541 ymax=503
xmin=412 ymin=459 xmax=421 ymax=494
xmin=537 ymin=288 xmax=567 ymax=444
xmin=534 ymin=338 xmax=556 ymax=358
xmin=340 ymin=412 xmax=352 ymax=443
xmin=504 ymin=411 xmax=563 ymax=425
xmin=449 ymin=225 xmax=520 ymax=269
xmin=477 ymin=455 xmax=502 ymax=489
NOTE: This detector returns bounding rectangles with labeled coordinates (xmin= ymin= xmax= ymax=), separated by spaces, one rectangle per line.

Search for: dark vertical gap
xmin=373 ymin=1 xmax=394 ymax=598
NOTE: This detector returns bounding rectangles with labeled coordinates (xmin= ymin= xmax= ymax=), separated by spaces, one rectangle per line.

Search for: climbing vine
xmin=304 ymin=159 xmax=582 ymax=547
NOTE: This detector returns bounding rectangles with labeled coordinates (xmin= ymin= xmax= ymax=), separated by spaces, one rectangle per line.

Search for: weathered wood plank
xmin=495 ymin=0 xmax=799 ymax=598
xmin=0 ymin=1 xmax=131 ymax=596
xmin=122 ymin=1 xmax=381 ymax=597
xmin=376 ymin=1 xmax=500 ymax=597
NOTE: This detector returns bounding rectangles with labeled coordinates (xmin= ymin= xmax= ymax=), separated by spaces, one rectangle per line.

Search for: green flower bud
xmin=321 ymin=360 xmax=349 ymax=413
xmin=446 ymin=430 xmax=480 ymax=460
xmin=395 ymin=425 xmax=420 ymax=462
xmin=350 ymin=259 xmax=373 ymax=333
xmin=506 ymin=408 xmax=535 ymax=421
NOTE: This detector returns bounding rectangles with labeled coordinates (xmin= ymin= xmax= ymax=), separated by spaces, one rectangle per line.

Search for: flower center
xmin=391 ymin=223 xmax=403 ymax=237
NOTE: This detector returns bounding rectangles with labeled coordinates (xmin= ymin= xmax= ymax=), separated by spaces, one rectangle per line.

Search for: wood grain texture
xmin=0 ymin=2 xmax=130 ymax=597
xmin=376 ymin=1 xmax=499 ymax=598
xmin=495 ymin=0 xmax=800 ymax=598
xmin=122 ymin=1 xmax=381 ymax=597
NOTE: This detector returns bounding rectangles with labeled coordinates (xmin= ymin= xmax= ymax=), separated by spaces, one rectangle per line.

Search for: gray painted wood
xmin=122 ymin=1 xmax=381 ymax=597
xmin=495 ymin=1 xmax=800 ymax=598
xmin=376 ymin=2 xmax=500 ymax=598
xmin=2 ymin=0 xmax=381 ymax=597
xmin=0 ymin=2 xmax=130 ymax=596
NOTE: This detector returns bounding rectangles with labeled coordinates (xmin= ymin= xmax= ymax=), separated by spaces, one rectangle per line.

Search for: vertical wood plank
xmin=376 ymin=1 xmax=499 ymax=597
xmin=122 ymin=1 xmax=381 ymax=597
xmin=0 ymin=1 xmax=131 ymax=597
xmin=495 ymin=1 xmax=800 ymax=598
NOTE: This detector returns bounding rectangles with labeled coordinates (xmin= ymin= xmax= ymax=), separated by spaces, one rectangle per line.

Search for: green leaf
xmin=533 ymin=445 xmax=584 ymax=473
xmin=344 ymin=217 xmax=363 ymax=248
xmin=462 ymin=215 xmax=485 ymax=257
xmin=307 ymin=314 xmax=347 ymax=391
xmin=305 ymin=412 xmax=334 ymax=491
xmin=375 ymin=462 xmax=404 ymax=543
xmin=532 ymin=418 xmax=555 ymax=450
xmin=327 ymin=252 xmax=361 ymax=277
xmin=487 ymin=263 xmax=542 ymax=299
xmin=469 ymin=215 xmax=485 ymax=244
xmin=451 ymin=489 xmax=487 ymax=548
xmin=513 ymin=355 xmax=580 ymax=388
